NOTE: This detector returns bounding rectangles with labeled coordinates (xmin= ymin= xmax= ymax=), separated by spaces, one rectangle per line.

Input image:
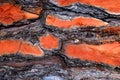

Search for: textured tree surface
xmin=0 ymin=0 xmax=120 ymax=80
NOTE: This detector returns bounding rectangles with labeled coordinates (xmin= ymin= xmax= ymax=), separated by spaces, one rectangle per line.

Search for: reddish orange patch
xmin=65 ymin=42 xmax=120 ymax=66
xmin=0 ymin=39 xmax=44 ymax=56
xmin=40 ymin=34 xmax=59 ymax=50
xmin=56 ymin=0 xmax=120 ymax=14
xmin=0 ymin=3 xmax=40 ymax=26
xmin=20 ymin=41 xmax=43 ymax=56
xmin=0 ymin=39 xmax=22 ymax=55
xmin=46 ymin=15 xmax=107 ymax=28
xmin=0 ymin=3 xmax=25 ymax=25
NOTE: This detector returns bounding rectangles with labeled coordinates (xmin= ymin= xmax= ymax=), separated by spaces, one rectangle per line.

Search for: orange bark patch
xmin=0 ymin=3 xmax=25 ymax=25
xmin=65 ymin=42 xmax=120 ymax=66
xmin=0 ymin=3 xmax=40 ymax=26
xmin=46 ymin=15 xmax=107 ymax=28
xmin=0 ymin=39 xmax=44 ymax=56
xmin=40 ymin=34 xmax=59 ymax=50
xmin=20 ymin=41 xmax=43 ymax=56
xmin=0 ymin=39 xmax=22 ymax=55
xmin=56 ymin=0 xmax=120 ymax=14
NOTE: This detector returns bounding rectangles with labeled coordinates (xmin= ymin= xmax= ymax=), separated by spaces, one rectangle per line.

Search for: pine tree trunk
xmin=0 ymin=0 xmax=120 ymax=79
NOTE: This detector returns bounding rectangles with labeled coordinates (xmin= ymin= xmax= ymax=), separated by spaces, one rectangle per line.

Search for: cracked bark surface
xmin=0 ymin=0 xmax=120 ymax=80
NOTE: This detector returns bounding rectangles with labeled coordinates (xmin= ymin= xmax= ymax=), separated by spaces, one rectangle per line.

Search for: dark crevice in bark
xmin=0 ymin=1 xmax=120 ymax=79
xmin=46 ymin=2 xmax=120 ymax=25
xmin=44 ymin=25 xmax=120 ymax=45
xmin=0 ymin=19 xmax=40 ymax=30
xmin=0 ymin=23 xmax=45 ymax=45
xmin=0 ymin=54 xmax=119 ymax=80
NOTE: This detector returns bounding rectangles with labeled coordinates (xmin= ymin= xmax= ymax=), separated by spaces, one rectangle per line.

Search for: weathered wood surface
xmin=0 ymin=0 xmax=120 ymax=79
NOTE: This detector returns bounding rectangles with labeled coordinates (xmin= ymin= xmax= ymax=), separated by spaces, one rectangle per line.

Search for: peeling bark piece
xmin=0 ymin=39 xmax=22 ymax=55
xmin=0 ymin=3 xmax=25 ymax=25
xmin=19 ymin=41 xmax=44 ymax=57
xmin=54 ymin=0 xmax=120 ymax=14
xmin=24 ymin=11 xmax=39 ymax=19
xmin=46 ymin=15 xmax=107 ymax=28
xmin=40 ymin=34 xmax=59 ymax=50
xmin=64 ymin=42 xmax=120 ymax=67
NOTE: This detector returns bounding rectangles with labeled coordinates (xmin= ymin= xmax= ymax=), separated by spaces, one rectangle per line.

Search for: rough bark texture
xmin=0 ymin=0 xmax=120 ymax=80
